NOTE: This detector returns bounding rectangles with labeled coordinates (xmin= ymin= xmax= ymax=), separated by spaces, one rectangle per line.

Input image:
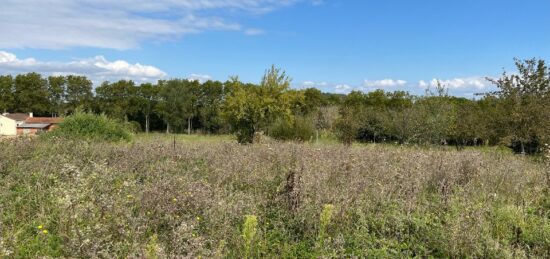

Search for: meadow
xmin=1 ymin=135 xmax=549 ymax=258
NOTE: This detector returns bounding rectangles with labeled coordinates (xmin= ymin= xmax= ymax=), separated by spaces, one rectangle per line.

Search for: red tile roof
xmin=3 ymin=113 xmax=30 ymax=121
xmin=25 ymin=117 xmax=64 ymax=124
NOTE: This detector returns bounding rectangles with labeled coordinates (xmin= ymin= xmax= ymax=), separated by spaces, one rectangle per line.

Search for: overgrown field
xmin=1 ymin=136 xmax=549 ymax=258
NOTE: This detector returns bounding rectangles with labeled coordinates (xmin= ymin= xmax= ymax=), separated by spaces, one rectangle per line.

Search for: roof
xmin=2 ymin=113 xmax=29 ymax=121
xmin=25 ymin=117 xmax=64 ymax=124
xmin=17 ymin=123 xmax=51 ymax=129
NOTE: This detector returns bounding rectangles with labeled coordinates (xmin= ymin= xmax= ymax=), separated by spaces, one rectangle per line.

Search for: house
xmin=0 ymin=113 xmax=63 ymax=136
xmin=17 ymin=117 xmax=63 ymax=136
xmin=0 ymin=113 xmax=31 ymax=136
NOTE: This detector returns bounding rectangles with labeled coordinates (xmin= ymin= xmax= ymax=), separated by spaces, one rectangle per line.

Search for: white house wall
xmin=0 ymin=116 xmax=17 ymax=136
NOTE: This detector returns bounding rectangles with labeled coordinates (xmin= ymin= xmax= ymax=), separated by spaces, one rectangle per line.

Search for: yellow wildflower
xmin=42 ymin=230 xmax=48 ymax=234
xmin=38 ymin=225 xmax=43 ymax=229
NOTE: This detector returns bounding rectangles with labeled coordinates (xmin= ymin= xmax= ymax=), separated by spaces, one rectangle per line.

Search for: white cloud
xmin=418 ymin=80 xmax=429 ymax=89
xmin=420 ymin=77 xmax=489 ymax=90
xmin=363 ymin=79 xmax=407 ymax=88
xmin=302 ymin=81 xmax=328 ymax=87
xmin=0 ymin=51 xmax=166 ymax=84
xmin=187 ymin=74 xmax=213 ymax=83
xmin=244 ymin=28 xmax=265 ymax=36
xmin=335 ymin=84 xmax=352 ymax=94
xmin=0 ymin=0 xmax=308 ymax=49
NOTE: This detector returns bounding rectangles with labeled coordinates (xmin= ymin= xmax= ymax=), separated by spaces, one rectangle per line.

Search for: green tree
xmin=0 ymin=75 xmax=14 ymax=113
xmin=136 ymin=82 xmax=159 ymax=133
xmin=47 ymin=75 xmax=66 ymax=116
xmin=197 ymin=80 xmax=225 ymax=133
xmin=95 ymin=80 xmax=138 ymax=121
xmin=223 ymin=66 xmax=294 ymax=143
xmin=65 ymin=75 xmax=93 ymax=113
xmin=488 ymin=58 xmax=550 ymax=154
xmin=156 ymin=79 xmax=198 ymax=134
xmin=13 ymin=73 xmax=50 ymax=114
xmin=335 ymin=91 xmax=366 ymax=145
xmin=302 ymin=87 xmax=326 ymax=115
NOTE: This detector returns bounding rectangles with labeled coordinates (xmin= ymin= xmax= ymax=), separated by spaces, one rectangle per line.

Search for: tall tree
xmin=65 ymin=75 xmax=93 ymax=113
xmin=488 ymin=58 xmax=550 ymax=153
xmin=223 ymin=66 xmax=294 ymax=143
xmin=13 ymin=73 xmax=50 ymax=115
xmin=197 ymin=80 xmax=224 ymax=133
xmin=47 ymin=75 xmax=66 ymax=116
xmin=136 ymin=82 xmax=159 ymax=133
xmin=156 ymin=79 xmax=197 ymax=134
xmin=95 ymin=80 xmax=138 ymax=120
xmin=0 ymin=75 xmax=14 ymax=113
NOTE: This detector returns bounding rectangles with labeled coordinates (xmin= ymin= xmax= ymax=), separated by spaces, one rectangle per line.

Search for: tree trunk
xmin=316 ymin=129 xmax=319 ymax=144
xmin=187 ymin=117 xmax=191 ymax=135
xmin=145 ymin=114 xmax=150 ymax=133
xmin=520 ymin=142 xmax=526 ymax=155
xmin=166 ymin=123 xmax=170 ymax=134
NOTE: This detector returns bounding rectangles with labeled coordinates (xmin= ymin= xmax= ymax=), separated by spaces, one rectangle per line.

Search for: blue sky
xmin=1 ymin=0 xmax=549 ymax=96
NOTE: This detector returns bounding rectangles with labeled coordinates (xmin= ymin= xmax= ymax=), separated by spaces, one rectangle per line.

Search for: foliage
xmin=156 ymin=79 xmax=199 ymax=134
xmin=65 ymin=75 xmax=94 ymax=113
xmin=43 ymin=112 xmax=132 ymax=142
xmin=223 ymin=66 xmax=296 ymax=143
xmin=241 ymin=215 xmax=258 ymax=258
xmin=317 ymin=204 xmax=334 ymax=253
xmin=269 ymin=116 xmax=315 ymax=141
xmin=13 ymin=72 xmax=50 ymax=114
xmin=487 ymin=58 xmax=550 ymax=154
xmin=0 ymin=75 xmax=14 ymax=113
xmin=1 ymin=59 xmax=550 ymax=152
xmin=95 ymin=80 xmax=138 ymax=120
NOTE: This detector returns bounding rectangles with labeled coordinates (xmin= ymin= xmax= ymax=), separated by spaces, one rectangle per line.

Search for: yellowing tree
xmin=223 ymin=65 xmax=295 ymax=143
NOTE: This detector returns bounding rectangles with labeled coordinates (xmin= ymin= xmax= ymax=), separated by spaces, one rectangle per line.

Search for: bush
xmin=124 ymin=121 xmax=143 ymax=133
xmin=43 ymin=112 xmax=132 ymax=142
xmin=269 ymin=116 xmax=315 ymax=141
xmin=334 ymin=108 xmax=361 ymax=145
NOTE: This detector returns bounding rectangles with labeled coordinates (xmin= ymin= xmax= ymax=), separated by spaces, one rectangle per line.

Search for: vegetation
xmin=0 ymin=59 xmax=550 ymax=153
xmin=0 ymin=136 xmax=549 ymax=257
xmin=1 ymin=59 xmax=548 ymax=152
xmin=43 ymin=112 xmax=133 ymax=142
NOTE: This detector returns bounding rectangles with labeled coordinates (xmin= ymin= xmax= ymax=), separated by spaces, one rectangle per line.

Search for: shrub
xmin=334 ymin=108 xmax=361 ymax=145
xmin=124 ymin=121 xmax=142 ymax=133
xmin=269 ymin=116 xmax=315 ymax=141
xmin=43 ymin=112 xmax=132 ymax=142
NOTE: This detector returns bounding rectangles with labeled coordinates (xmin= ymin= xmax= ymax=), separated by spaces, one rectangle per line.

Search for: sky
xmin=1 ymin=0 xmax=549 ymax=97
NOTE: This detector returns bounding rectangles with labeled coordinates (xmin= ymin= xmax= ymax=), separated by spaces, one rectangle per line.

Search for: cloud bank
xmin=0 ymin=0 xmax=313 ymax=49
xmin=0 ymin=51 xmax=166 ymax=84
xmin=299 ymin=76 xmax=494 ymax=97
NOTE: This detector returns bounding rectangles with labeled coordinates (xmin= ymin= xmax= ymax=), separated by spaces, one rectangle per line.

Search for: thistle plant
xmin=242 ymin=215 xmax=258 ymax=259
xmin=146 ymin=234 xmax=160 ymax=259
xmin=543 ymin=144 xmax=550 ymax=189
xmin=317 ymin=204 xmax=334 ymax=251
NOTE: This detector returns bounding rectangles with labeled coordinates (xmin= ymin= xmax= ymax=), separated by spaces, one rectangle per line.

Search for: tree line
xmin=1 ymin=60 xmax=549 ymax=153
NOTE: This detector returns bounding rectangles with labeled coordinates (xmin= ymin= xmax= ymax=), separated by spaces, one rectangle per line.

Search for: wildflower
xmin=127 ymin=195 xmax=133 ymax=199
xmin=42 ymin=230 xmax=48 ymax=234
xmin=173 ymin=198 xmax=178 ymax=202
xmin=37 ymin=225 xmax=43 ymax=229
xmin=196 ymin=216 xmax=201 ymax=221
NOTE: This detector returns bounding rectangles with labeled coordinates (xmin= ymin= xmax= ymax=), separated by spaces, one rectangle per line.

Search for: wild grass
xmin=0 ymin=136 xmax=549 ymax=258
